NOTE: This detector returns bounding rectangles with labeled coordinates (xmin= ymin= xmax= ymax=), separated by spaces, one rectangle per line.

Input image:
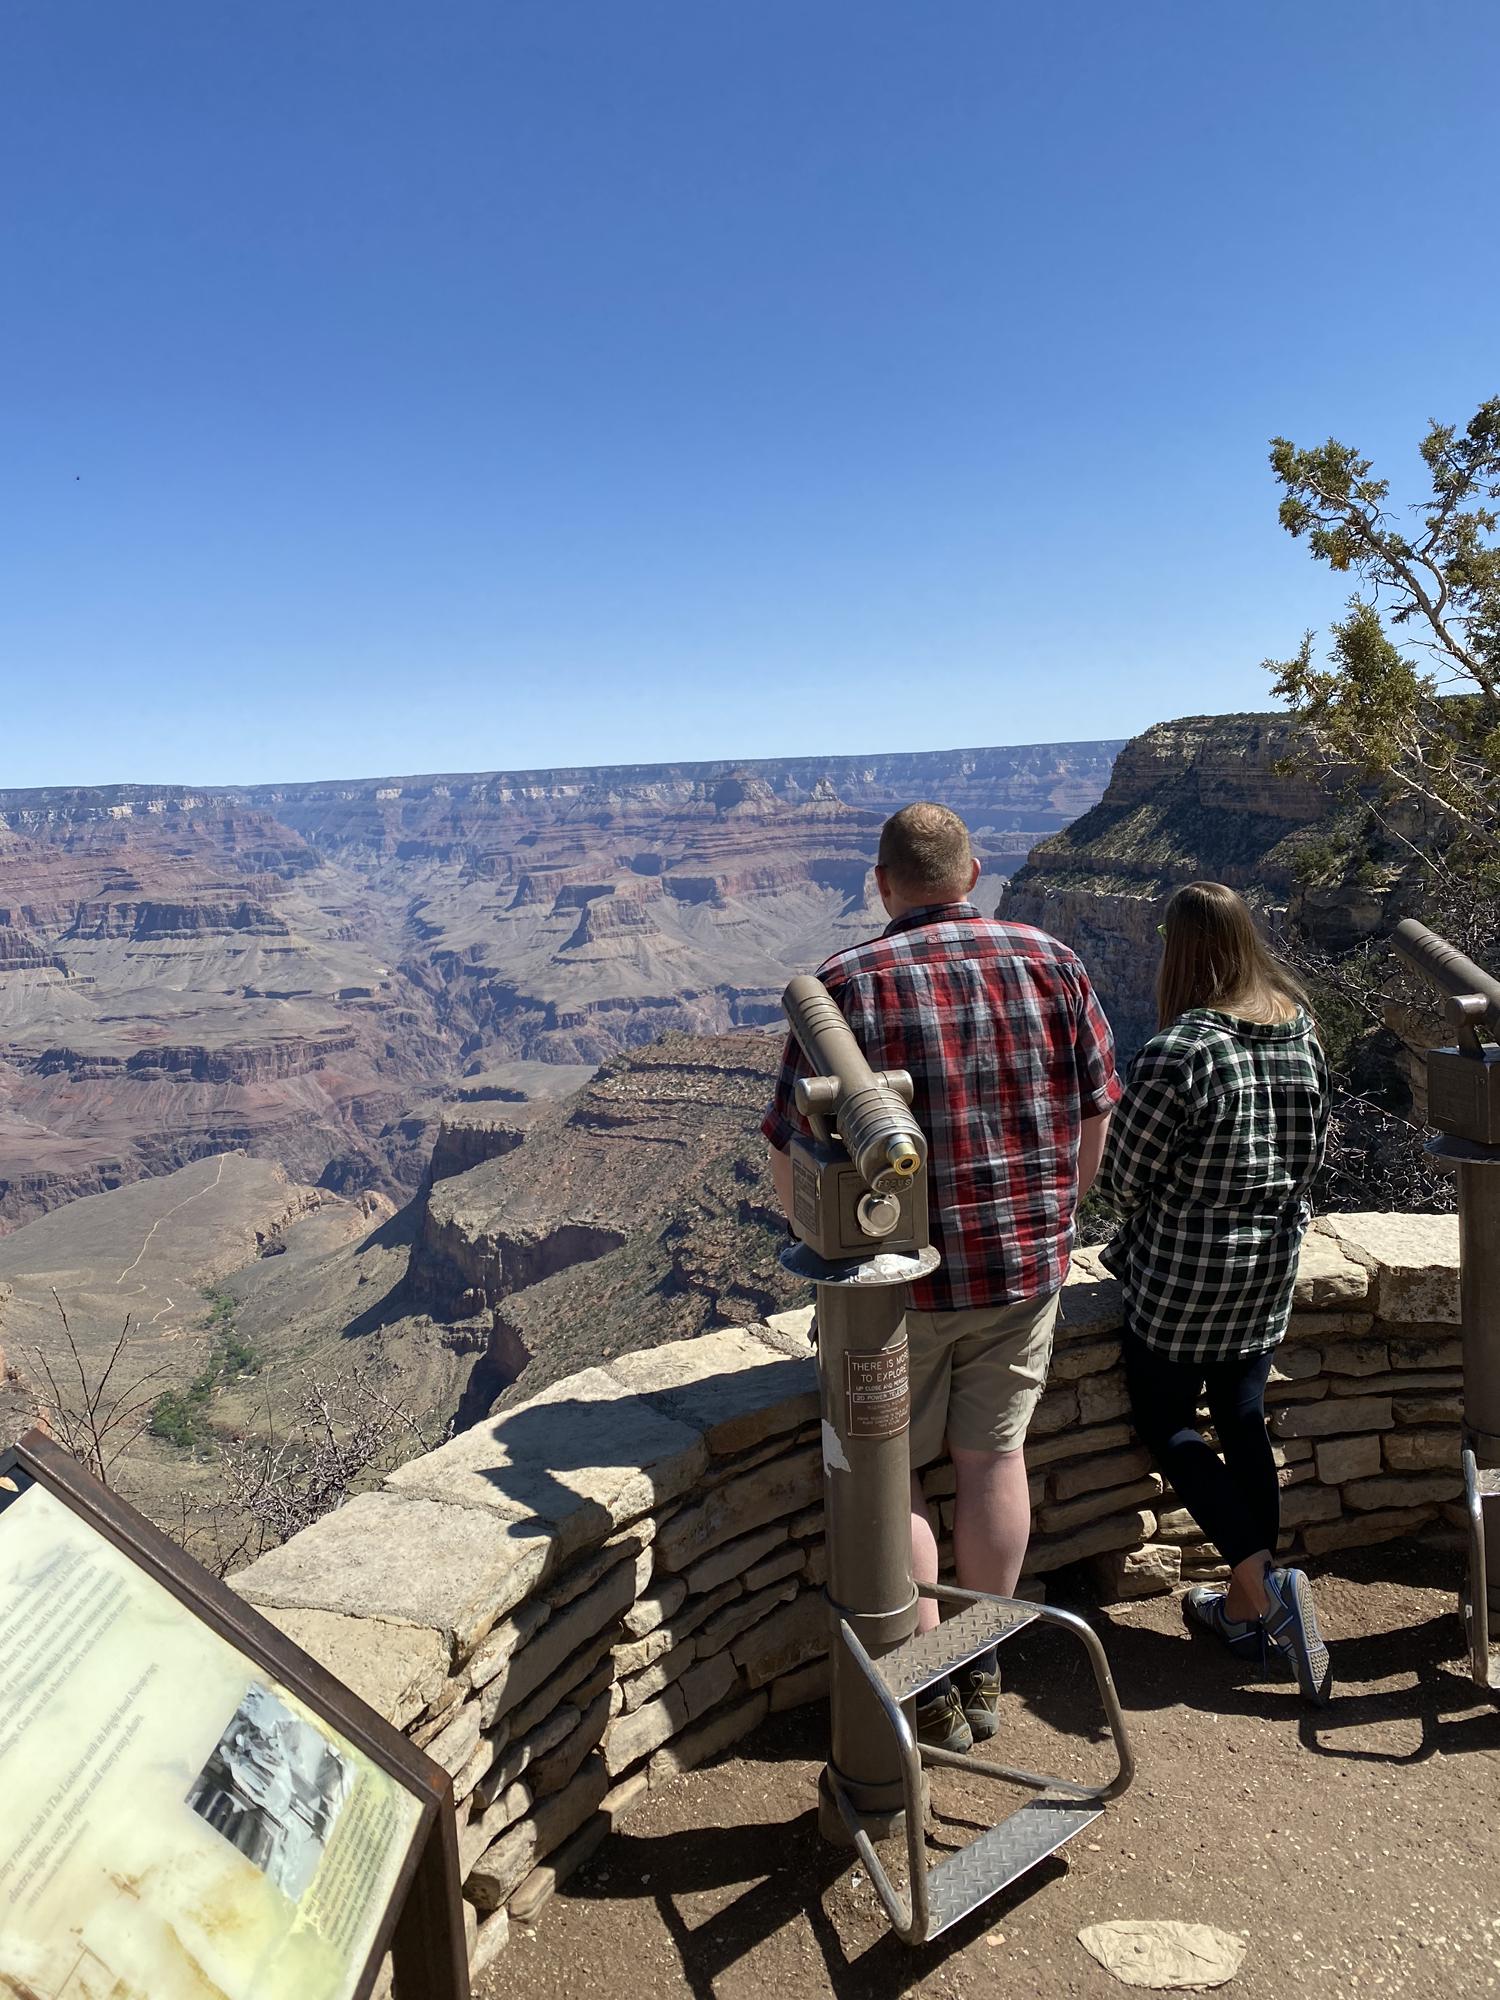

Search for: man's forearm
xmin=1077 ymin=1111 xmax=1111 ymax=1199
xmin=768 ymin=1142 xmax=795 ymax=1221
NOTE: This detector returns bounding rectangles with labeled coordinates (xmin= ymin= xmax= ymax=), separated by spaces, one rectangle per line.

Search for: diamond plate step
xmin=874 ymin=1600 xmax=1037 ymax=1703
xmin=924 ymin=1799 xmax=1102 ymax=1940
xmin=1477 ymin=1468 xmax=1500 ymax=1496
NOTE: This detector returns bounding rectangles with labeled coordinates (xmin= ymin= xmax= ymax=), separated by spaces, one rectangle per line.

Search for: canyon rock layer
xmin=0 ymin=741 xmax=1119 ymax=1228
xmin=1001 ymin=712 xmax=1361 ymax=1055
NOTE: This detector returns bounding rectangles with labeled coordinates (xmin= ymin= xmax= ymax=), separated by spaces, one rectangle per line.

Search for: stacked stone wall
xmin=229 ymin=1211 xmax=1461 ymax=1984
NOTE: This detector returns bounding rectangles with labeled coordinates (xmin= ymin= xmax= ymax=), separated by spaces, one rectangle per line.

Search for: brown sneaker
xmin=914 ymin=1681 xmax=973 ymax=1754
xmin=959 ymin=1661 xmax=1002 ymax=1740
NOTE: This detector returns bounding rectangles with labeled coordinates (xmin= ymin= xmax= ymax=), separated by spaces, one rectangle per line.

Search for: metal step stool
xmin=828 ymin=1580 xmax=1135 ymax=1944
xmin=1462 ymin=1447 xmax=1500 ymax=1693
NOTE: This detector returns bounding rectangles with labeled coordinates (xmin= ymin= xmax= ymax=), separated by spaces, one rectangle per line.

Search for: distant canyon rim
xmin=0 ymin=741 xmax=1120 ymax=1230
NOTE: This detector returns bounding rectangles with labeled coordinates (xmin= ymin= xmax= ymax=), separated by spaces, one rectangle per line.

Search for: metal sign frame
xmin=0 ymin=1428 xmax=469 ymax=2000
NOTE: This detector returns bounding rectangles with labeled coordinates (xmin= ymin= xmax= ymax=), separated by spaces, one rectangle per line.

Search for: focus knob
xmin=856 ymin=1190 xmax=903 ymax=1238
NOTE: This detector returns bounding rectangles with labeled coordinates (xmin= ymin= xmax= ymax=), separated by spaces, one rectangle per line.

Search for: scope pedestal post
xmin=1429 ymin=1136 xmax=1500 ymax=1628
xmin=1391 ymin=921 xmax=1500 ymax=1681
xmin=781 ymin=1237 xmax=940 ymax=1845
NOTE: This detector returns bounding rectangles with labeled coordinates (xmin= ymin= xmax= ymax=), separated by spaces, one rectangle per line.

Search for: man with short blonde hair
xmin=877 ymin=801 xmax=974 ymax=899
xmin=763 ymin=801 xmax=1119 ymax=1751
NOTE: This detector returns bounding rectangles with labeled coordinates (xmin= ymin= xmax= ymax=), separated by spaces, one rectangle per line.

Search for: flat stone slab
xmin=731 ymin=1591 xmax=828 ymax=1689
xmin=620 ymin=1576 xmax=687 ymax=1640
xmin=606 ymin=1329 xmax=817 ymax=1456
xmin=1024 ymin=1507 xmax=1155 ymax=1577
xmin=650 ymin=1692 xmax=769 ymax=1782
xmin=1092 ymin=1541 xmax=1181 ymax=1601
xmin=763 ymin=1304 xmax=816 ymax=1344
xmin=1321 ymin=1212 xmax=1460 ymax=1322
xmin=481 ymin=1558 xmax=637 ymax=1726
xmin=1271 ymin=1394 xmax=1393 ymax=1439
xmin=1051 ymin=1446 xmax=1155 ymax=1502
xmin=1293 ymin=1226 xmax=1372 ymax=1307
xmin=685 ymin=1521 xmax=790 ymax=1598
xmin=1383 ymin=1428 xmax=1458 ymax=1472
xmin=1079 ymin=1919 xmax=1246 ymax=1990
xmin=654 ymin=1449 xmax=823 ymax=1571
xmin=232 ymin=1492 xmax=554 ymax=1659
xmin=1315 ymin=1435 xmax=1382 ymax=1483
xmin=468 ymin=1754 xmax=609 ymax=1909
xmin=1058 ymin=1269 xmax=1125 ymax=1340
xmin=257 ymin=1606 xmax=449 ymax=1729
xmin=387 ymin=1366 xmax=709 ymax=1559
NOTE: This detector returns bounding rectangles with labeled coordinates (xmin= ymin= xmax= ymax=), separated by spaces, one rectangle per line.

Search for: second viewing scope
xmin=1392 ymin=918 xmax=1500 ymax=1033
xmin=1391 ymin=917 xmax=1500 ymax=1147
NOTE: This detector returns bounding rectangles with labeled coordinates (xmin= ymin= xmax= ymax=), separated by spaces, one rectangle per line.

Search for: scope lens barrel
xmin=1393 ymin=918 xmax=1500 ymax=1023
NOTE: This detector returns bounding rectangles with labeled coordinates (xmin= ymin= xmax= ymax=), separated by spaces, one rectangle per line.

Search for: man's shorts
xmin=906 ymin=1290 xmax=1061 ymax=1466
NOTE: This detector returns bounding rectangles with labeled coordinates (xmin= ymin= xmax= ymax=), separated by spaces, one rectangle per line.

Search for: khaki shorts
xmin=907 ymin=1291 xmax=1061 ymax=1464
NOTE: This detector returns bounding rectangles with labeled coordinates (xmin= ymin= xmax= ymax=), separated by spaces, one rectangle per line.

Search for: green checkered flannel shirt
xmin=1100 ymin=1007 xmax=1330 ymax=1362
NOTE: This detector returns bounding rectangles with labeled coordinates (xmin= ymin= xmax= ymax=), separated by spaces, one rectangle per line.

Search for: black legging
xmin=1123 ymin=1329 xmax=1279 ymax=1570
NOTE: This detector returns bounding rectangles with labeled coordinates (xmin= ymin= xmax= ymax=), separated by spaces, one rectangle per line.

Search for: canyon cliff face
xmin=1000 ymin=713 xmax=1369 ymax=1055
xmin=0 ymin=742 xmax=1118 ymax=1228
xmin=0 ymin=795 xmax=448 ymax=1228
xmin=410 ymin=1032 xmax=800 ymax=1408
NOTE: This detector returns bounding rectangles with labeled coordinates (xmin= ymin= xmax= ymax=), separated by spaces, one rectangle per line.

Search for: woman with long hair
xmin=1102 ymin=881 xmax=1333 ymax=1703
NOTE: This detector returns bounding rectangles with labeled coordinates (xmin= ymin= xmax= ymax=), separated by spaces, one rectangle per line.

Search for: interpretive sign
xmin=0 ymin=1431 xmax=468 ymax=2000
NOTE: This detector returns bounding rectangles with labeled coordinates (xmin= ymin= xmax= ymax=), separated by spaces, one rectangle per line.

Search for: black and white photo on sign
xmin=186 ymin=1680 xmax=355 ymax=1902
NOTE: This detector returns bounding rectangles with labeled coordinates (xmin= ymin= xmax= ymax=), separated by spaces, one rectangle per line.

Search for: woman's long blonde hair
xmin=1156 ymin=881 xmax=1307 ymax=1030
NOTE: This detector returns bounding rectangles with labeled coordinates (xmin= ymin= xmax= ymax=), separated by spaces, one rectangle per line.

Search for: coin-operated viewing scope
xmin=1392 ymin=918 xmax=1500 ymax=1145
xmin=1391 ymin=916 xmax=1500 ymax=1694
xmin=775 ymin=972 xmax=1136 ymax=1928
xmin=781 ymin=974 xmax=930 ymax=1262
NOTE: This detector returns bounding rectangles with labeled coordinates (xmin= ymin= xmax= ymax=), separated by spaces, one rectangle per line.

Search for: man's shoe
xmin=1183 ymin=1585 xmax=1272 ymax=1667
xmin=1262 ymin=1565 xmax=1333 ymax=1706
xmin=958 ymin=1653 xmax=1002 ymax=1740
xmin=914 ymin=1680 xmax=973 ymax=1754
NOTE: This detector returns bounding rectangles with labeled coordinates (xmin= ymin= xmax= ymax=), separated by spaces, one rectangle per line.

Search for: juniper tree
xmin=1266 ymin=397 xmax=1500 ymax=898
xmin=1262 ymin=400 xmax=1500 ymax=1213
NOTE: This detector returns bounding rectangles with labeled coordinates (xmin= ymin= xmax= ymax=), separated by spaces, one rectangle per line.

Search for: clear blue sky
xmin=3 ymin=3 xmax=1497 ymax=788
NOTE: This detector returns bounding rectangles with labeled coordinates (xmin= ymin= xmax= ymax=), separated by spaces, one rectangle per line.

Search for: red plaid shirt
xmin=762 ymin=903 xmax=1121 ymax=1311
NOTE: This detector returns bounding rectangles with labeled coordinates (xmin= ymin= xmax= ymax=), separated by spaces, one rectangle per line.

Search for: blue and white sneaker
xmin=1183 ymin=1585 xmax=1271 ymax=1667
xmin=1261 ymin=1566 xmax=1333 ymax=1705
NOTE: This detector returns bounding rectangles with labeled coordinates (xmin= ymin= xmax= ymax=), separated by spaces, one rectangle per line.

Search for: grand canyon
xmin=2 ymin=717 xmax=1385 ymax=1525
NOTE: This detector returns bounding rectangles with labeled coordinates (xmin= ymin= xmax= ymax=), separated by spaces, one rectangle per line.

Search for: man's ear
xmin=874 ymin=864 xmax=889 ymax=899
xmin=967 ymin=857 xmax=981 ymax=892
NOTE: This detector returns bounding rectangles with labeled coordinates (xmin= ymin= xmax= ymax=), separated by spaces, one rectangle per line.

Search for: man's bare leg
xmin=910 ymin=1473 xmax=941 ymax=1635
xmin=951 ymin=1443 xmax=1031 ymax=1599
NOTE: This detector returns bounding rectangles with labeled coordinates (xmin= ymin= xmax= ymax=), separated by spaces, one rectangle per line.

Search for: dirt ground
xmin=484 ymin=1542 xmax=1500 ymax=2000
